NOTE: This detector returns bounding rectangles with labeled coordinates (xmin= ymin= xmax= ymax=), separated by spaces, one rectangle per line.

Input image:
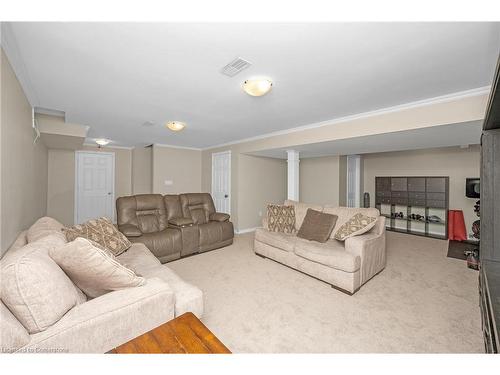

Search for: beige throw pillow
xmin=297 ymin=209 xmax=338 ymax=243
xmin=62 ymin=217 xmax=131 ymax=256
xmin=334 ymin=213 xmax=377 ymax=241
xmin=49 ymin=237 xmax=146 ymax=298
xmin=0 ymin=235 xmax=81 ymax=333
xmin=267 ymin=204 xmax=295 ymax=234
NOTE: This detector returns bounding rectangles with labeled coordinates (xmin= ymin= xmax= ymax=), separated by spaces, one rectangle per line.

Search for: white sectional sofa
xmin=0 ymin=218 xmax=203 ymax=353
xmin=254 ymin=200 xmax=386 ymax=294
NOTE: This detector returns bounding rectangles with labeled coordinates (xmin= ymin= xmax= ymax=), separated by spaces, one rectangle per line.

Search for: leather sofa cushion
xmin=168 ymin=217 xmax=194 ymax=227
xmin=63 ymin=217 xmax=131 ymax=256
xmin=297 ymin=209 xmax=337 ymax=243
xmin=209 ymin=212 xmax=230 ymax=222
xmin=129 ymin=228 xmax=182 ymax=260
xmin=294 ymin=238 xmax=360 ymax=273
xmin=119 ymin=224 xmax=142 ymax=237
xmin=116 ymin=194 xmax=168 ymax=233
xmin=49 ymin=237 xmax=146 ymax=298
xmin=0 ymin=234 xmax=81 ymax=334
xmin=163 ymin=195 xmax=183 ymax=220
xmin=254 ymin=227 xmax=296 ymax=252
xmin=180 ymin=193 xmax=216 ymax=223
xmin=190 ymin=208 xmax=207 ymax=225
xmin=199 ymin=221 xmax=233 ymax=248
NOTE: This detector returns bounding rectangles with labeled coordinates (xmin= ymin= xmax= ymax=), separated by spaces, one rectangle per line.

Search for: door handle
xmin=108 ymin=192 xmax=112 ymax=195
xmin=224 ymin=194 xmax=229 ymax=198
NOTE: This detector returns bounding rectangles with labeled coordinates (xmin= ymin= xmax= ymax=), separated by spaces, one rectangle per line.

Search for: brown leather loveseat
xmin=116 ymin=193 xmax=234 ymax=263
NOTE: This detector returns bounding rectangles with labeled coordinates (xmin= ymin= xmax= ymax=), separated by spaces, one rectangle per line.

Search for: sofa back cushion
xmin=180 ymin=193 xmax=216 ymax=224
xmin=27 ymin=216 xmax=66 ymax=243
xmin=163 ymin=195 xmax=183 ymax=220
xmin=323 ymin=206 xmax=380 ymax=237
xmin=1 ymin=301 xmax=30 ymax=352
xmin=116 ymin=194 xmax=168 ymax=233
xmin=284 ymin=200 xmax=323 ymax=231
xmin=0 ymin=235 xmax=81 ymax=334
xmin=49 ymin=237 xmax=146 ymax=298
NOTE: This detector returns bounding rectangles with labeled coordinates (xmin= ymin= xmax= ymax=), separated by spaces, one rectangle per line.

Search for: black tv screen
xmin=466 ymin=178 xmax=480 ymax=198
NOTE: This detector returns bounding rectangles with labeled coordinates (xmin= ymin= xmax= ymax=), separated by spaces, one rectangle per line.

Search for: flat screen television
xmin=466 ymin=178 xmax=480 ymax=198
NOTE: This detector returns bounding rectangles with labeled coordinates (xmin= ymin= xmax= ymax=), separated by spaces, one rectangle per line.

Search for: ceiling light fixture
xmin=166 ymin=121 xmax=186 ymax=132
xmin=95 ymin=138 xmax=110 ymax=147
xmin=242 ymin=78 xmax=273 ymax=97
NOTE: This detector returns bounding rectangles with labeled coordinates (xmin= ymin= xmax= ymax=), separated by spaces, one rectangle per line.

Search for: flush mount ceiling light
xmin=242 ymin=78 xmax=273 ymax=97
xmin=95 ymin=138 xmax=110 ymax=147
xmin=166 ymin=121 xmax=186 ymax=132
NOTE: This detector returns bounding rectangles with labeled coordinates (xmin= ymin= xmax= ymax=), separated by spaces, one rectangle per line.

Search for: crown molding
xmin=153 ymin=143 xmax=202 ymax=151
xmin=202 ymin=86 xmax=491 ymax=151
xmin=1 ymin=23 xmax=40 ymax=106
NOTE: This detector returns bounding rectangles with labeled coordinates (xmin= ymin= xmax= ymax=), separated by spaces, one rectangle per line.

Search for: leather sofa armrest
xmin=169 ymin=217 xmax=194 ymax=228
xmin=119 ymin=224 xmax=142 ymax=237
xmin=210 ymin=212 xmax=230 ymax=222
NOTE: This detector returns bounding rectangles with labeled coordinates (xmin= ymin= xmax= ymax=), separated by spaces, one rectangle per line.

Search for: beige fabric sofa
xmin=1 ymin=219 xmax=203 ymax=354
xmin=254 ymin=200 xmax=386 ymax=294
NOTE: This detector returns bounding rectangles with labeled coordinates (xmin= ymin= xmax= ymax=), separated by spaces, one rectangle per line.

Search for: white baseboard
xmin=235 ymin=227 xmax=258 ymax=234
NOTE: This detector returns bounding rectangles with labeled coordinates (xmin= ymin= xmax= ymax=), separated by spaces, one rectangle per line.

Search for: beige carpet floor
xmin=167 ymin=231 xmax=483 ymax=353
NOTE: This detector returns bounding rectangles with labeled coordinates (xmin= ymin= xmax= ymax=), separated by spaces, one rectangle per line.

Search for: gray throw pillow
xmin=297 ymin=209 xmax=338 ymax=243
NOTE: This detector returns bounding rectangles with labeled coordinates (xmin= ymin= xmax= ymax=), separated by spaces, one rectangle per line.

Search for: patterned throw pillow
xmin=62 ymin=217 xmax=131 ymax=256
xmin=334 ymin=213 xmax=377 ymax=241
xmin=267 ymin=204 xmax=295 ymax=233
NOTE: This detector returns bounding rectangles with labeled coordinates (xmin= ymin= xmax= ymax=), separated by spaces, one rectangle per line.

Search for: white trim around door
xmin=211 ymin=150 xmax=231 ymax=215
xmin=74 ymin=151 xmax=115 ymax=224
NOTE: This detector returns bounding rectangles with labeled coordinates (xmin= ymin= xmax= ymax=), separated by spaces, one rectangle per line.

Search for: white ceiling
xmin=3 ymin=22 xmax=500 ymax=148
xmin=248 ymin=121 xmax=482 ymax=159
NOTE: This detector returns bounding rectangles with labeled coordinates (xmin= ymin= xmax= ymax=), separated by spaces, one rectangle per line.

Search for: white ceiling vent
xmin=220 ymin=57 xmax=252 ymax=77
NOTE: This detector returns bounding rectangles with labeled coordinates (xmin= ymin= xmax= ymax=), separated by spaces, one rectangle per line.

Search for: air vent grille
xmin=221 ymin=57 xmax=252 ymax=77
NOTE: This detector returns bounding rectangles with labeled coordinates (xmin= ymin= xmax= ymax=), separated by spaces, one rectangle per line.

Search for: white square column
xmin=287 ymin=150 xmax=300 ymax=201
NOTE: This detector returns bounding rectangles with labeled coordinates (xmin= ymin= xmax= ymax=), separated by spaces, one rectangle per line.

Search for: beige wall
xmin=1 ymin=49 xmax=48 ymax=253
xmin=363 ymin=145 xmax=481 ymax=235
xmin=132 ymin=146 xmax=152 ymax=195
xmin=237 ymin=154 xmax=287 ymax=230
xmin=46 ymin=146 xmax=132 ymax=225
xmin=300 ymin=156 xmax=340 ymax=206
xmin=152 ymin=145 xmax=202 ymax=194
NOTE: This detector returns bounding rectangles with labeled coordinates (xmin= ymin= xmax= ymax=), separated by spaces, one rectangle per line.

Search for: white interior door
xmin=75 ymin=151 xmax=115 ymax=224
xmin=346 ymin=155 xmax=361 ymax=208
xmin=212 ymin=151 xmax=231 ymax=214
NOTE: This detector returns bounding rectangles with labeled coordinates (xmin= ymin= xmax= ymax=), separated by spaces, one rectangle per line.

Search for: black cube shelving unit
xmin=375 ymin=176 xmax=449 ymax=240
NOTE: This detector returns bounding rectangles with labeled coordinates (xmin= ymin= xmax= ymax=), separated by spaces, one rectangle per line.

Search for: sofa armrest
xmin=169 ymin=217 xmax=194 ymax=228
xmin=119 ymin=224 xmax=142 ymax=237
xmin=209 ymin=212 xmax=230 ymax=222
xmin=24 ymin=278 xmax=175 ymax=353
xmin=345 ymin=226 xmax=386 ymax=285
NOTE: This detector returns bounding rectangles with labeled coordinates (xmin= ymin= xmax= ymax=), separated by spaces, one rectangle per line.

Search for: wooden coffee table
xmin=108 ymin=312 xmax=231 ymax=354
